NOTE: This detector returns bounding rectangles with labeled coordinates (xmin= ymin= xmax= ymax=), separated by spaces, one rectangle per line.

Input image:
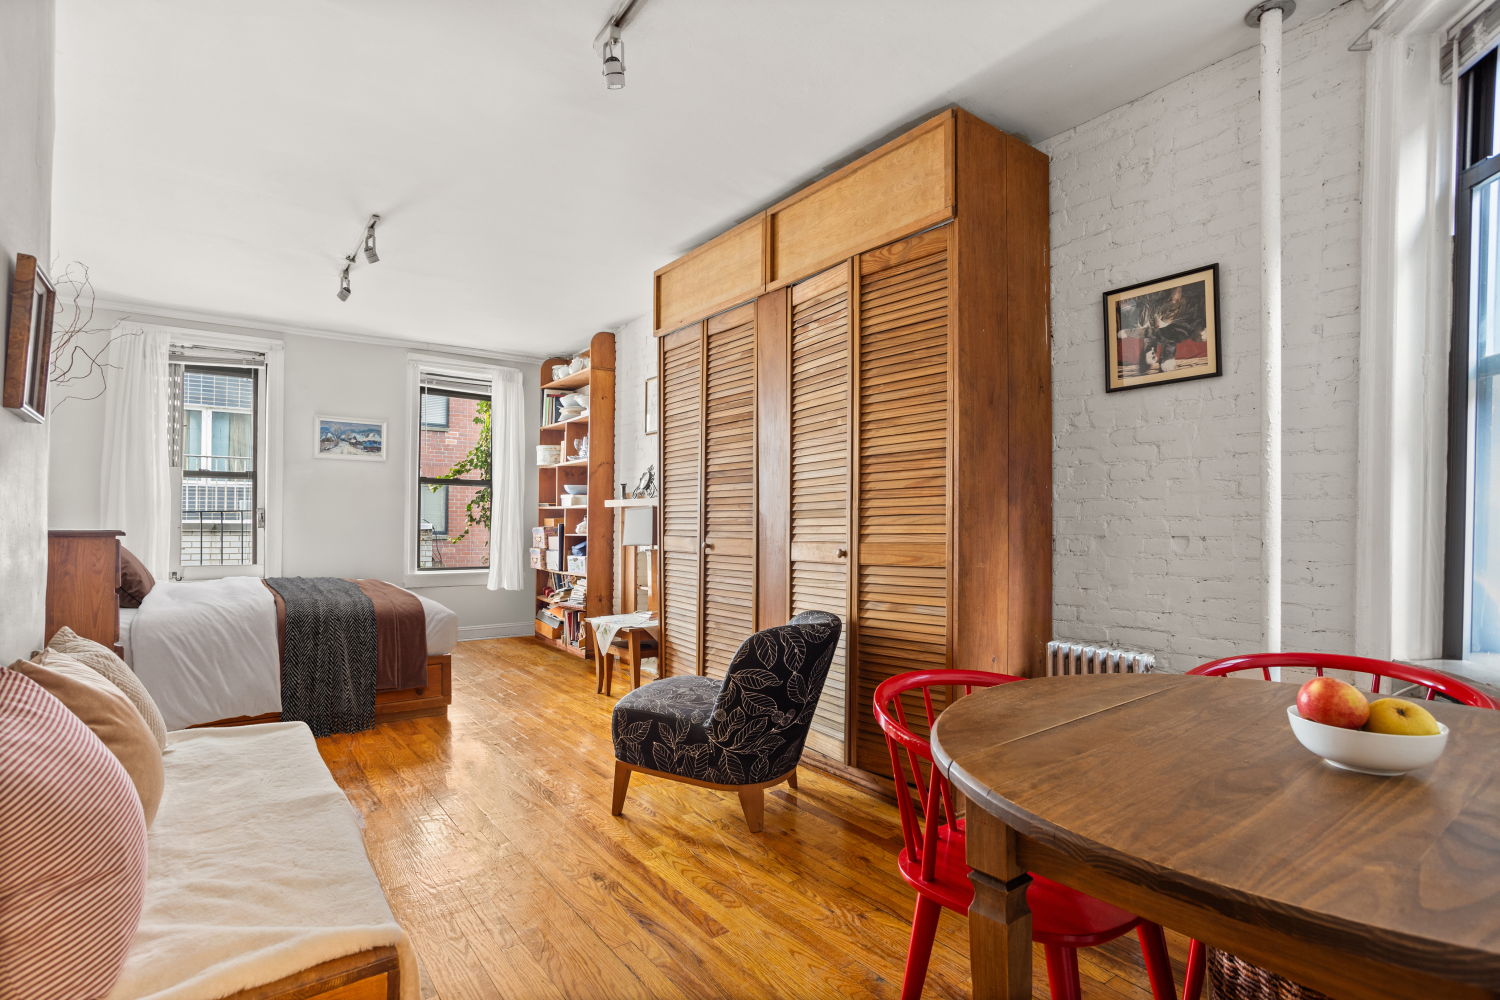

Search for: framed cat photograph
xmin=1102 ymin=263 xmax=1221 ymax=392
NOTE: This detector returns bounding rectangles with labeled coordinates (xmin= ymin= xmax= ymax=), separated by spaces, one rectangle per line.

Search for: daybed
xmin=107 ymin=722 xmax=416 ymax=1000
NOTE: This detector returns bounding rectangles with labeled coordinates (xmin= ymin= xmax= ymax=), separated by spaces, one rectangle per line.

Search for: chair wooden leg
xmin=611 ymin=761 xmax=632 ymax=816
xmin=1183 ymin=938 xmax=1206 ymax=1000
xmin=1043 ymin=943 xmax=1082 ymax=1000
xmin=900 ymin=894 xmax=943 ymax=1000
xmin=737 ymin=786 xmax=764 ymax=832
xmin=1136 ymin=922 xmax=1177 ymax=1000
xmin=786 ymin=768 xmax=797 ymax=790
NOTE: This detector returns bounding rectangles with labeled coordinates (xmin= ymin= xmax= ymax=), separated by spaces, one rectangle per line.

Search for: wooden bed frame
xmin=221 ymin=946 xmax=399 ymax=1000
xmin=191 ymin=654 xmax=452 ymax=729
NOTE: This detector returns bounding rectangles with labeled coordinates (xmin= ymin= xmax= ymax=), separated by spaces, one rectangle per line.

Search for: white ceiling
xmin=53 ymin=0 xmax=1346 ymax=359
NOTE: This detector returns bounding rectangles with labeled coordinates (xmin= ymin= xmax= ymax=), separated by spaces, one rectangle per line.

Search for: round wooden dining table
xmin=929 ymin=672 xmax=1500 ymax=1000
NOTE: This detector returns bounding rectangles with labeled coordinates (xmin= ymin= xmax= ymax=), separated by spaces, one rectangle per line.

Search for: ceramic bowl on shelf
xmin=536 ymin=445 xmax=561 ymax=465
xmin=552 ymin=365 xmax=570 ymax=382
xmin=563 ymin=485 xmax=588 ymax=495
xmin=1285 ymin=705 xmax=1448 ymax=776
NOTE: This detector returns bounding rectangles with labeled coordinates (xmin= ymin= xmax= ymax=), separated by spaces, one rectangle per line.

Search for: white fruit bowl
xmin=1286 ymin=705 xmax=1448 ymax=776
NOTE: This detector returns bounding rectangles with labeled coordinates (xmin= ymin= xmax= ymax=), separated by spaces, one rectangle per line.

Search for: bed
xmin=120 ymin=577 xmax=457 ymax=731
xmin=45 ymin=529 xmax=456 ymax=733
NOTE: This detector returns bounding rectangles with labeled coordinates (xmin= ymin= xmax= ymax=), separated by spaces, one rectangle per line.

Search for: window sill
xmin=404 ymin=568 xmax=491 ymax=589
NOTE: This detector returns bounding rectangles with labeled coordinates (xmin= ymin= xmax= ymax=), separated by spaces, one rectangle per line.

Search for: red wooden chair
xmin=874 ymin=670 xmax=1179 ymax=1000
xmin=1179 ymin=652 xmax=1498 ymax=999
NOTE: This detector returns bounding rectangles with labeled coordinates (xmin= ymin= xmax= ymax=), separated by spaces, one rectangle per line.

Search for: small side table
xmin=595 ymin=624 xmax=659 ymax=695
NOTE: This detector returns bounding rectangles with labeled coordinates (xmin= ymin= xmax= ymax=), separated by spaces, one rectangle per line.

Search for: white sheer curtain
xmin=487 ymin=367 xmax=526 ymax=591
xmin=101 ymin=322 xmax=173 ymax=578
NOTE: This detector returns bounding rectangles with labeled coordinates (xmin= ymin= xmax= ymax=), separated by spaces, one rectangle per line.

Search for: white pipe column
xmin=1253 ymin=1 xmax=1288 ymax=654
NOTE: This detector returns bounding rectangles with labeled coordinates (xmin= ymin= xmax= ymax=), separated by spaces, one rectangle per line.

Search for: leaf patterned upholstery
xmin=610 ymin=611 xmax=842 ymax=785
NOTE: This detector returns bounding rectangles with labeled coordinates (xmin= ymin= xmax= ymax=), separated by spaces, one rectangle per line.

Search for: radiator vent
xmin=1046 ymin=642 xmax=1155 ymax=676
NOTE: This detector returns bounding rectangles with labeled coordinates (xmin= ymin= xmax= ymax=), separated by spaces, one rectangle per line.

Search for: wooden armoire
xmin=653 ymin=109 xmax=1051 ymax=779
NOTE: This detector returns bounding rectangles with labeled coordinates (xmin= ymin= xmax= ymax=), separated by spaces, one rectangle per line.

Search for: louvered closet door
xmin=660 ymin=323 xmax=704 ymax=676
xmin=701 ymin=302 xmax=757 ymax=680
xmin=853 ymin=227 xmax=951 ymax=778
xmin=789 ymin=263 xmax=852 ymax=761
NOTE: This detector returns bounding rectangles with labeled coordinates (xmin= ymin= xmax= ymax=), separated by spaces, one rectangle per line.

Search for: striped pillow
xmin=0 ymin=668 xmax=148 ymax=1000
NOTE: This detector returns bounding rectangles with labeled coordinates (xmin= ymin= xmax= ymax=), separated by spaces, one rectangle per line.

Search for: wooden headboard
xmin=45 ymin=529 xmax=124 ymax=653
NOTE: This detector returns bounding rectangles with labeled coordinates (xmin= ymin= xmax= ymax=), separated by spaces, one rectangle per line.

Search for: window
xmin=179 ymin=366 xmax=258 ymax=567
xmin=1447 ymin=51 xmax=1500 ymax=661
xmin=416 ymin=374 xmax=492 ymax=572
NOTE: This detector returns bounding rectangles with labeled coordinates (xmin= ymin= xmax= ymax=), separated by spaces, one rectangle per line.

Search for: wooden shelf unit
xmin=535 ymin=332 xmax=615 ymax=657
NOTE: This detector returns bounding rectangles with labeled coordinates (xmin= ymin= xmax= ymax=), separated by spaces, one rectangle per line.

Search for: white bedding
xmin=130 ymin=578 xmax=282 ymax=731
xmin=105 ymin=723 xmax=418 ymax=1000
xmin=122 ymin=579 xmax=458 ymax=730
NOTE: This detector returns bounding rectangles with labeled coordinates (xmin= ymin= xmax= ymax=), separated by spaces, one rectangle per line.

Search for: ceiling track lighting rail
xmin=337 ymin=214 xmax=380 ymax=302
xmin=593 ymin=0 xmax=645 ymax=90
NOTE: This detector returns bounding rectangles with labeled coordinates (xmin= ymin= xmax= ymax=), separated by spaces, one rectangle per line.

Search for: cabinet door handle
xmin=836 ymin=547 xmax=848 ymax=559
xmin=703 ymin=542 xmax=714 ymax=552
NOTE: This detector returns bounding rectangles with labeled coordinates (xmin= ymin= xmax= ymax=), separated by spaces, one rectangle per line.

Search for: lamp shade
xmin=622 ymin=506 xmax=654 ymax=546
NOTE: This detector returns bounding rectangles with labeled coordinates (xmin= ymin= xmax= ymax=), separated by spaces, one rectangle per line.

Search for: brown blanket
xmin=263 ymin=579 xmax=427 ymax=691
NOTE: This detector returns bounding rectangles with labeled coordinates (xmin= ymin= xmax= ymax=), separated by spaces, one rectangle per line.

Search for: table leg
xmin=628 ymin=631 xmax=643 ymax=690
xmin=594 ymin=632 xmax=606 ymax=695
xmin=965 ymin=809 xmax=1033 ymax=998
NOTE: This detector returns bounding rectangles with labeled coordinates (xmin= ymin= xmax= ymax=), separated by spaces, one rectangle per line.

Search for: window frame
xmin=166 ymin=328 xmax=284 ymax=580
xmin=1444 ymin=52 xmax=1500 ymax=658
xmin=416 ymin=385 xmax=492 ymax=570
xmin=404 ymin=355 xmax=499 ymax=587
xmin=179 ymin=364 xmax=260 ymax=570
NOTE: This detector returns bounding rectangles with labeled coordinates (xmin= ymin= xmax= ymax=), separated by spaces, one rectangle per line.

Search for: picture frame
xmin=644 ymin=376 xmax=658 ymax=435
xmin=5 ymin=253 xmax=55 ymax=423
xmin=1102 ymin=263 xmax=1221 ymax=393
xmin=314 ymin=415 xmax=386 ymax=461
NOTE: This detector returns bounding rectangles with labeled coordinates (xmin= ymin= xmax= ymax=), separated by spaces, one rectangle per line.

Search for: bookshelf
xmin=534 ymin=332 xmax=615 ymax=657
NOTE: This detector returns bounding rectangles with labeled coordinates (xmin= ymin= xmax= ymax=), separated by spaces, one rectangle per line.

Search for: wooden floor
xmin=317 ymin=638 xmax=1200 ymax=1000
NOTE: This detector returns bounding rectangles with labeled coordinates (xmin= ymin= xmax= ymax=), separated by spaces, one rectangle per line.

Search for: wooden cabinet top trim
xmin=49 ymin=529 xmax=125 ymax=538
xmin=766 ymin=110 xmax=953 ymax=218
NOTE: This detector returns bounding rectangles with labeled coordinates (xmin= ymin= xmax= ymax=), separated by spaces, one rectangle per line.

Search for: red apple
xmin=1297 ymin=676 xmax=1370 ymax=730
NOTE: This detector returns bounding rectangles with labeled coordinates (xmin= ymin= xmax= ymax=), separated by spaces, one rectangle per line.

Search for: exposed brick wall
xmin=421 ymin=396 xmax=491 ymax=568
xmin=1039 ymin=2 xmax=1365 ymax=672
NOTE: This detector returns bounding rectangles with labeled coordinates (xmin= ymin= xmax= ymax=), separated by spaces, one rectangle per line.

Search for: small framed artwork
xmin=314 ymin=415 xmax=386 ymax=460
xmin=644 ymin=376 xmax=658 ymax=435
xmin=1103 ymin=263 xmax=1221 ymax=392
xmin=5 ymin=253 xmax=55 ymax=423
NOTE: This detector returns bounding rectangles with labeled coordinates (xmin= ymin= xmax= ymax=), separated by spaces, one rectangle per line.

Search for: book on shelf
xmin=542 ymin=389 xmax=569 ymax=425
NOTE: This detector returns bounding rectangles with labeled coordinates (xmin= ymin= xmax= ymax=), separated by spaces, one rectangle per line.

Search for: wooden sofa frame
xmin=221 ymin=946 xmax=399 ymax=1000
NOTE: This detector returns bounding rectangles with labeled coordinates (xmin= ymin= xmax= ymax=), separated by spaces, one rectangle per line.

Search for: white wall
xmin=47 ymin=309 xmax=541 ymax=631
xmin=0 ymin=0 xmax=54 ymax=661
xmin=610 ymin=313 xmax=659 ymax=613
xmin=1042 ymin=3 xmax=1365 ymax=672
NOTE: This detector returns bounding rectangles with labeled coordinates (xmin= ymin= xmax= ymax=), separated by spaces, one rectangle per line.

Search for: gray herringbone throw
xmin=264 ymin=576 xmax=377 ymax=737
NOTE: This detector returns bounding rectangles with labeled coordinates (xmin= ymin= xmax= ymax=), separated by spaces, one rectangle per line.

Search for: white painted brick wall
xmin=1038 ymin=2 xmax=1366 ymax=672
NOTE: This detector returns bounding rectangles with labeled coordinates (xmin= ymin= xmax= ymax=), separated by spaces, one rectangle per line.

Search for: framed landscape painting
xmin=1103 ymin=263 xmax=1221 ymax=392
xmin=314 ymin=415 xmax=386 ymax=461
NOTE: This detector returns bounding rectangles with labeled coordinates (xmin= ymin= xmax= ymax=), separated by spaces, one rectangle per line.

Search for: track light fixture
xmin=593 ymin=0 xmax=644 ymax=91
xmin=601 ymin=31 xmax=625 ymax=90
xmin=336 ymin=214 xmax=380 ymax=301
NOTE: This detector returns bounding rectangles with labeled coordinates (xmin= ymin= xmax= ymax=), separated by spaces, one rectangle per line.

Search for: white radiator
xmin=1045 ymin=642 xmax=1155 ymax=676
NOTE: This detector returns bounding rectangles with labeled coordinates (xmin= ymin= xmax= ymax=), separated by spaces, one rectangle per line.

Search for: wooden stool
xmin=595 ymin=625 xmax=659 ymax=695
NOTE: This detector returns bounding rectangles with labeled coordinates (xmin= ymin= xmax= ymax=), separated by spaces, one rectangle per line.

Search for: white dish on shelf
xmin=1285 ymin=705 xmax=1448 ymax=776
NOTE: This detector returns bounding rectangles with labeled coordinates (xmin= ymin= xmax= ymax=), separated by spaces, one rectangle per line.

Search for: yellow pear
xmin=1363 ymin=698 xmax=1441 ymax=736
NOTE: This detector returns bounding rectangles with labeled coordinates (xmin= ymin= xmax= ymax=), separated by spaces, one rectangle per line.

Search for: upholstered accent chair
xmin=609 ymin=611 xmax=842 ymax=832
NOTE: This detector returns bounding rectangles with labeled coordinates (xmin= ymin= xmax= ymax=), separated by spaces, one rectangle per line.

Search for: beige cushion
xmin=0 ymin=668 xmax=147 ymax=999
xmin=10 ymin=653 xmax=165 ymax=828
xmin=48 ymin=626 xmax=168 ymax=751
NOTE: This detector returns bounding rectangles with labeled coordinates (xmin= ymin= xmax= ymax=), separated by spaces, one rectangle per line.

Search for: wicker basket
xmin=1208 ymin=948 xmax=1332 ymax=1000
